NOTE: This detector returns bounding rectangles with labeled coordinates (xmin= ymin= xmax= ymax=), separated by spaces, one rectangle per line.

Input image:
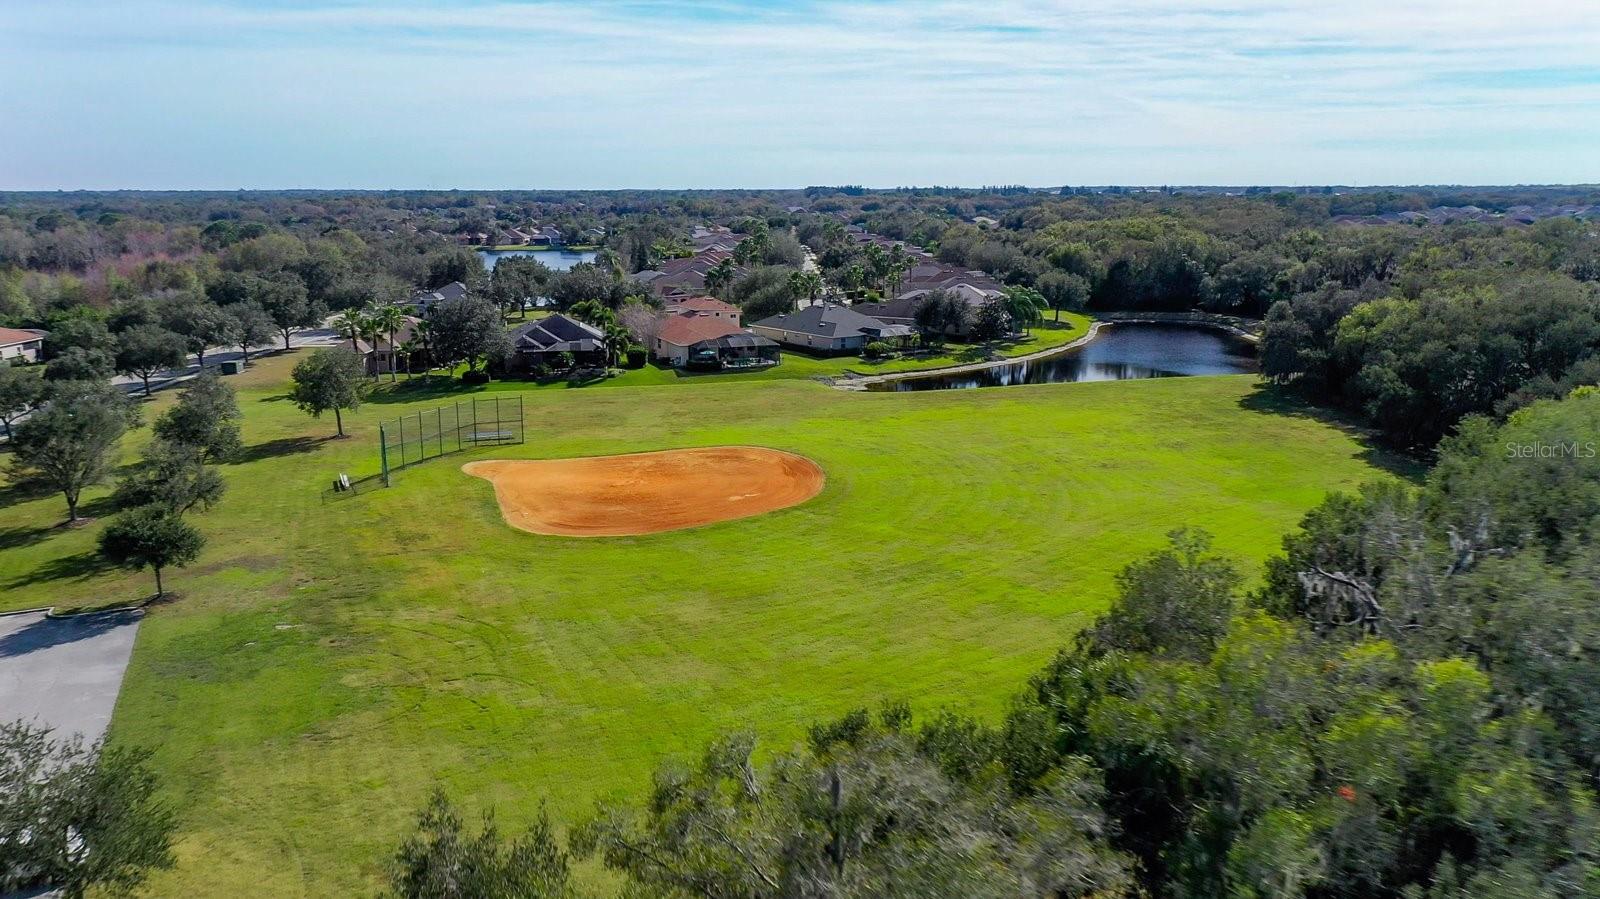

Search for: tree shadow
xmin=364 ymin=378 xmax=486 ymax=405
xmin=0 ymin=609 xmax=142 ymax=659
xmin=258 ymin=393 xmax=295 ymax=403
xmin=1236 ymin=383 xmax=1427 ymax=483
xmin=0 ymin=477 xmax=55 ymax=509
xmin=0 ymin=524 xmax=51 ymax=551
xmin=6 ymin=550 xmax=119 ymax=591
xmin=228 ymin=436 xmax=332 ymax=465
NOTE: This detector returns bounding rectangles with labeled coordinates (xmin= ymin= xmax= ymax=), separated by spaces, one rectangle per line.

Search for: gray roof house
xmin=509 ymin=314 xmax=607 ymax=372
xmin=750 ymin=304 xmax=914 ymax=354
xmin=405 ymin=281 xmax=470 ymax=314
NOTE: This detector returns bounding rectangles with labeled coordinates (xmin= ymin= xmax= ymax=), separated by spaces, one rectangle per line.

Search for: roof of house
xmin=657 ymin=312 xmax=749 ymax=347
xmin=666 ymin=296 xmax=740 ymax=315
xmin=511 ymin=314 xmax=605 ymax=353
xmin=409 ymin=281 xmax=470 ymax=308
xmin=0 ymin=327 xmax=46 ymax=347
xmin=752 ymin=304 xmax=913 ymax=340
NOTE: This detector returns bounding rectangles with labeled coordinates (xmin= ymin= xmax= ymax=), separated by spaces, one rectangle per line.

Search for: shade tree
xmin=8 ymin=380 xmax=138 ymax=521
xmin=0 ymin=360 xmax=43 ymax=439
xmin=290 ymin=348 xmax=368 ymax=437
xmin=98 ymin=504 xmax=206 ymax=598
xmin=113 ymin=324 xmax=187 ymax=395
xmin=152 ymin=371 xmax=241 ymax=462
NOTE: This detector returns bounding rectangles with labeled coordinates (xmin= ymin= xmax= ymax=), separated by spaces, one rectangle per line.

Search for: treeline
xmin=387 ymin=388 xmax=1600 ymax=899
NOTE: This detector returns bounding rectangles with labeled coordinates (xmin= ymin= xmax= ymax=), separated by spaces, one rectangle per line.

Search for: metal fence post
xmin=379 ymin=423 xmax=391 ymax=487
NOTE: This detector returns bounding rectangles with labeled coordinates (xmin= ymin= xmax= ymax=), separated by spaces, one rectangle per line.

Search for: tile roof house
xmin=664 ymin=296 xmax=741 ymax=323
xmin=509 ymin=314 xmax=607 ymax=372
xmin=750 ymin=304 xmax=914 ymax=354
xmin=0 ymin=327 xmax=47 ymax=364
xmin=652 ymin=311 xmax=776 ymax=369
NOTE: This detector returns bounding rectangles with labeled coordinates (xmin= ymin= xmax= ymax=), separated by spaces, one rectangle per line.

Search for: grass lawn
xmin=0 ymin=351 xmax=1411 ymax=895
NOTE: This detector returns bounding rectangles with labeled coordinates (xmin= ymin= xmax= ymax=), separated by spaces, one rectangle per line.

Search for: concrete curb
xmin=0 ymin=605 xmax=147 ymax=621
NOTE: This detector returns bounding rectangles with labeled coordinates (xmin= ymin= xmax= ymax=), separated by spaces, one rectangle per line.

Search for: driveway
xmin=0 ymin=609 xmax=143 ymax=743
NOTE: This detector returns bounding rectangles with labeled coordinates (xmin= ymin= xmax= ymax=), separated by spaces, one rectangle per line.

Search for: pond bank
xmin=832 ymin=321 xmax=1113 ymax=391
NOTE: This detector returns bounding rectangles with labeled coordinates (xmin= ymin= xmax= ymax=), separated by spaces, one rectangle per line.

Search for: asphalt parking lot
xmin=0 ymin=609 xmax=143 ymax=743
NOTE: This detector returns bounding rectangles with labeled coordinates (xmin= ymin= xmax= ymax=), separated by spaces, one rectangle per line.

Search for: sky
xmin=2 ymin=0 xmax=1599 ymax=190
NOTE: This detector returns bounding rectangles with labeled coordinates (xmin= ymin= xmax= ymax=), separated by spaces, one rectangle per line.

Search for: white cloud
xmin=1 ymin=0 xmax=1598 ymax=187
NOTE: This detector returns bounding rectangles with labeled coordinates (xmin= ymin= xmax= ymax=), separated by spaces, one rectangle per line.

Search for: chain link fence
xmin=378 ymin=396 xmax=525 ymax=484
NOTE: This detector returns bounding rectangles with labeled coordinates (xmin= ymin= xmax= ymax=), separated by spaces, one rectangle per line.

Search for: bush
xmin=460 ymin=369 xmax=490 ymax=386
xmin=623 ymin=346 xmax=647 ymax=369
xmin=862 ymin=341 xmax=895 ymax=360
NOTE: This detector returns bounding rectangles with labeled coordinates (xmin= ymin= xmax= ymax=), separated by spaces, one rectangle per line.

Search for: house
xmin=855 ymin=290 xmax=991 ymax=339
xmin=750 ymin=304 xmax=915 ymax=354
xmin=405 ymin=281 xmax=470 ymax=315
xmin=664 ymin=296 xmax=741 ymax=324
xmin=529 ymin=226 xmax=563 ymax=246
xmin=0 ymin=327 xmax=46 ymax=364
xmin=509 ymin=315 xmax=607 ymax=372
xmin=638 ymin=249 xmax=741 ymax=296
xmin=653 ymin=311 xmax=776 ymax=368
xmin=343 ymin=317 xmax=424 ymax=376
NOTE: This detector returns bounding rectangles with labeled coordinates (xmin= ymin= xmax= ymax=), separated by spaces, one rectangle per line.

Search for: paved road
xmin=112 ymin=323 xmax=343 ymax=396
xmin=0 ymin=609 xmax=144 ymax=743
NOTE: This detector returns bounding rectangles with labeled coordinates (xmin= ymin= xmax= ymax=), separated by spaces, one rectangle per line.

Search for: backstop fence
xmin=378 ymin=396 xmax=525 ymax=485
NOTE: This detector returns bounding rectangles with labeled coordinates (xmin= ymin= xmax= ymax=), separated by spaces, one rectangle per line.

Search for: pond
xmin=478 ymin=248 xmax=597 ymax=272
xmin=870 ymin=322 xmax=1258 ymax=391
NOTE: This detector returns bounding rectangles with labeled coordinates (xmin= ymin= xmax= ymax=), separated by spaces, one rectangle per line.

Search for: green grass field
xmin=0 ymin=351 xmax=1410 ymax=895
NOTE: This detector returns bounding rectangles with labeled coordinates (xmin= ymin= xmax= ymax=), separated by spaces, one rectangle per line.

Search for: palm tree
xmin=706 ymin=258 xmax=736 ymax=298
xmin=332 ymin=310 xmax=365 ymax=353
xmin=1001 ymin=287 xmax=1045 ymax=337
xmin=369 ymin=303 xmax=408 ymax=382
xmin=799 ymin=271 xmax=823 ymax=304
xmin=357 ymin=308 xmax=384 ymax=377
xmin=594 ymin=248 xmax=624 ymax=280
xmin=602 ymin=323 xmax=631 ymax=367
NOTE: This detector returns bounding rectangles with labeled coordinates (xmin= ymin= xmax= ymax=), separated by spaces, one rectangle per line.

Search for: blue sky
xmin=2 ymin=0 xmax=1598 ymax=189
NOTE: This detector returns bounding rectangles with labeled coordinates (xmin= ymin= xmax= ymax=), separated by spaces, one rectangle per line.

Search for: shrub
xmin=862 ymin=341 xmax=895 ymax=360
xmin=623 ymin=346 xmax=647 ymax=369
xmin=460 ymin=369 xmax=490 ymax=386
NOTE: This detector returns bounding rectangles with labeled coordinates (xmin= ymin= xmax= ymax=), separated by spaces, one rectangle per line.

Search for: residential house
xmin=664 ymin=296 xmax=741 ymax=323
xmin=855 ymin=288 xmax=992 ymax=340
xmin=750 ymin=304 xmax=914 ymax=354
xmin=529 ymin=226 xmax=563 ymax=246
xmin=404 ymin=281 xmax=470 ymax=315
xmin=653 ymin=310 xmax=776 ymax=369
xmin=509 ymin=315 xmax=607 ymax=373
xmin=0 ymin=327 xmax=47 ymax=364
xmin=344 ymin=317 xmax=424 ymax=376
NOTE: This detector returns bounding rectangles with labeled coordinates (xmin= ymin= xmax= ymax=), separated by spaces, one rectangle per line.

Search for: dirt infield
xmin=463 ymin=447 xmax=826 ymax=537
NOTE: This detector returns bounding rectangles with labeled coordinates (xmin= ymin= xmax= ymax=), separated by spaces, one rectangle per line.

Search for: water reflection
xmin=873 ymin=323 xmax=1258 ymax=391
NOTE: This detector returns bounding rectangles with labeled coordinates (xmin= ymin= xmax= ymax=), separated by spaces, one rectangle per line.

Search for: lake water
xmin=478 ymin=248 xmax=597 ymax=272
xmin=872 ymin=323 xmax=1258 ymax=391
